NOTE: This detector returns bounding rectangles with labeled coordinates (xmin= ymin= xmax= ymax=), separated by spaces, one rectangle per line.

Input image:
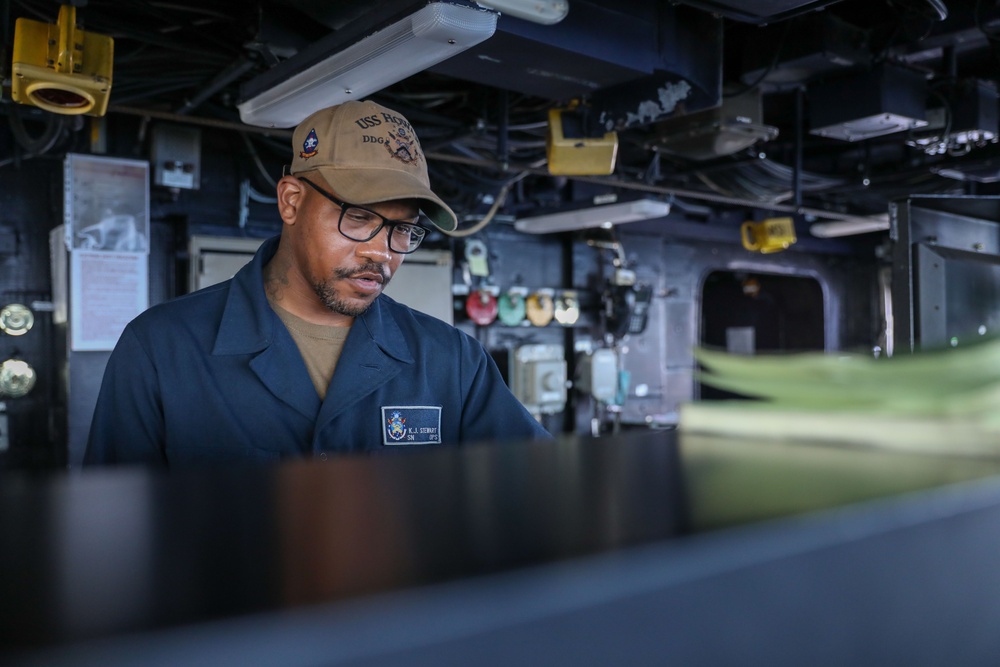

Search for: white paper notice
xmin=70 ymin=251 xmax=148 ymax=351
xmin=64 ymin=154 xmax=150 ymax=254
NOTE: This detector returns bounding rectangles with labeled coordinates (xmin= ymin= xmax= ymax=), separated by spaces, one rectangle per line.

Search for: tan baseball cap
xmin=289 ymin=100 xmax=457 ymax=232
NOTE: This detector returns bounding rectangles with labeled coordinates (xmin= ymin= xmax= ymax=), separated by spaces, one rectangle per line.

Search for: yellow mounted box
xmin=741 ymin=216 xmax=797 ymax=254
xmin=11 ymin=5 xmax=114 ymax=117
xmin=546 ymin=108 xmax=618 ymax=176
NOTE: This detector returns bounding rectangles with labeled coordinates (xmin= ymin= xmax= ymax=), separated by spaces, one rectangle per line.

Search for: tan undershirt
xmin=270 ymin=302 xmax=350 ymax=400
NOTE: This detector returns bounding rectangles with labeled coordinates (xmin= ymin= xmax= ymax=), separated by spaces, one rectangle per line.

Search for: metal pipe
xmin=108 ymin=105 xmax=292 ymax=138
xmin=497 ymin=89 xmax=509 ymax=168
xmin=175 ymin=58 xmax=257 ymax=116
xmin=794 ymin=86 xmax=804 ymax=208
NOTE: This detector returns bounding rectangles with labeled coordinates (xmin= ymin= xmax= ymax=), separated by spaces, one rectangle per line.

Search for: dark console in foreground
xmin=4 ymin=430 xmax=1000 ymax=665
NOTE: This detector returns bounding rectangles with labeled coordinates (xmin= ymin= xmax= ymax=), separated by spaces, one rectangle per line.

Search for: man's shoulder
xmin=129 ymin=281 xmax=230 ymax=333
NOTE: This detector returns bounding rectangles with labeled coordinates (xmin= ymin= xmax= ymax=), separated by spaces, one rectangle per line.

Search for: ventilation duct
xmin=738 ymin=13 xmax=870 ymax=88
xmin=431 ymin=1 xmax=721 ymax=128
xmin=809 ymin=64 xmax=929 ymax=142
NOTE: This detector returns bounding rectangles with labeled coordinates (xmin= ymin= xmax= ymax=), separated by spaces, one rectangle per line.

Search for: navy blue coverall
xmin=84 ymin=236 xmax=550 ymax=466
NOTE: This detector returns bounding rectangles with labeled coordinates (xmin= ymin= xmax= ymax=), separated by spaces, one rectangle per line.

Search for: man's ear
xmin=276 ymin=176 xmax=305 ymax=226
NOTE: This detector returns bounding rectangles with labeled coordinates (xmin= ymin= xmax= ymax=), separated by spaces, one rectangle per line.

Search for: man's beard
xmin=312 ymin=262 xmax=390 ymax=317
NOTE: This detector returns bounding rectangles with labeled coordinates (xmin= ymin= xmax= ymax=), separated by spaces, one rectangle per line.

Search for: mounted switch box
xmin=511 ymin=344 xmax=567 ymax=415
xmin=152 ymin=124 xmax=201 ymax=190
xmin=576 ymin=348 xmax=618 ymax=402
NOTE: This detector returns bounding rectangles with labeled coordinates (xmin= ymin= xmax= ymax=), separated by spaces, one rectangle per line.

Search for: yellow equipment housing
xmin=546 ymin=107 xmax=619 ymax=176
xmin=12 ymin=5 xmax=114 ymax=117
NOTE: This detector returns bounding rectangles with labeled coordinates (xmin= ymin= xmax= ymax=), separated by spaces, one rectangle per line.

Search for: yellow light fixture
xmin=11 ymin=4 xmax=114 ymax=116
xmin=546 ymin=107 xmax=619 ymax=176
xmin=740 ymin=217 xmax=797 ymax=254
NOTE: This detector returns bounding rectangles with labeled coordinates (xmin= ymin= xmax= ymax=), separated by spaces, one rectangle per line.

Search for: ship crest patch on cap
xmin=385 ymin=126 xmax=420 ymax=165
xmin=299 ymin=128 xmax=319 ymax=159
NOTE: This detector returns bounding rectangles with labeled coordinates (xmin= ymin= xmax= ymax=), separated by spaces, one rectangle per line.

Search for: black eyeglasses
xmin=299 ymin=177 xmax=429 ymax=254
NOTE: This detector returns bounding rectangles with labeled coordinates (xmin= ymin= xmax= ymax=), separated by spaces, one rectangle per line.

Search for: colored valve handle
xmin=465 ymin=289 xmax=498 ymax=325
xmin=525 ymin=292 xmax=554 ymax=326
xmin=471 ymin=291 xmax=576 ymax=327
xmin=498 ymin=292 xmax=526 ymax=326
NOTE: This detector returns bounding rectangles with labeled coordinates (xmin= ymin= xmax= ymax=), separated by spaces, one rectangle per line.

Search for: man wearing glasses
xmin=85 ymin=100 xmax=550 ymax=466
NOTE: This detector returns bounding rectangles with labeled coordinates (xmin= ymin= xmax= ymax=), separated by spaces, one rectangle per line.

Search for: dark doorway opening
xmin=699 ymin=271 xmax=825 ymax=399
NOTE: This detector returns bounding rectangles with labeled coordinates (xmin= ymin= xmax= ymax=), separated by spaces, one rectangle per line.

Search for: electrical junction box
xmin=576 ymin=348 xmax=618 ymax=403
xmin=152 ymin=125 xmax=202 ymax=190
xmin=511 ymin=344 xmax=567 ymax=415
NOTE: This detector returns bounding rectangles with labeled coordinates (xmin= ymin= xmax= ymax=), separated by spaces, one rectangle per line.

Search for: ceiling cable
xmin=426 ymin=152 xmax=869 ymax=223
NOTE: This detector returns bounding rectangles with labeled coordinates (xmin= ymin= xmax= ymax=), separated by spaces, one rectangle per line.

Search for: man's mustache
xmin=335 ymin=262 xmax=389 ymax=284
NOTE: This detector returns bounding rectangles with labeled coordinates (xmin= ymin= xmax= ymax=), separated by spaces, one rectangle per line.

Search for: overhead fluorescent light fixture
xmin=476 ymin=0 xmax=569 ymax=24
xmin=809 ymin=213 xmax=889 ymax=238
xmin=238 ymin=3 xmax=498 ymax=128
xmin=515 ymin=199 xmax=671 ymax=234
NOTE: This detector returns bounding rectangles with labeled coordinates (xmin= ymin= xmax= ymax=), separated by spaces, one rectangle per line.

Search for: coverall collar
xmin=212 ymin=235 xmax=414 ymax=364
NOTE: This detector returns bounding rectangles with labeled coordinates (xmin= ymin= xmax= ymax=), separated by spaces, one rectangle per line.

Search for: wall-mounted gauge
xmin=0 ymin=304 xmax=33 ymax=336
xmin=0 ymin=359 xmax=36 ymax=398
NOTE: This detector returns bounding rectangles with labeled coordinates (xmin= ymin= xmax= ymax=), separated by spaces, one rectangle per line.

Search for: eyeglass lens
xmin=338 ymin=207 xmax=426 ymax=253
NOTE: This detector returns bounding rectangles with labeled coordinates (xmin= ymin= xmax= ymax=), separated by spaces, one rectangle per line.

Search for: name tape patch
xmin=382 ymin=406 xmax=442 ymax=446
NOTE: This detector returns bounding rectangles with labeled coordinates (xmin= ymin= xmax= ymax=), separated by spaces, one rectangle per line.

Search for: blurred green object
xmin=692 ymin=336 xmax=1000 ymax=414
xmin=682 ymin=336 xmax=1000 ymax=450
xmin=681 ymin=432 xmax=1000 ymax=531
